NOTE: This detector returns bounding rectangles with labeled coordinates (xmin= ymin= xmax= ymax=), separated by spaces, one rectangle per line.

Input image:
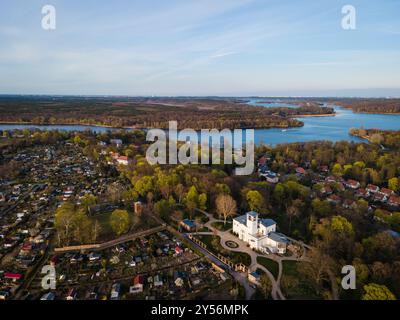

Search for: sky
xmin=0 ymin=0 xmax=400 ymax=97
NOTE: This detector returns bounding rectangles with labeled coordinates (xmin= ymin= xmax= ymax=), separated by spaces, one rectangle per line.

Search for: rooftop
xmin=233 ymin=215 xmax=247 ymax=226
xmin=260 ymin=218 xmax=276 ymax=228
xmin=247 ymin=211 xmax=258 ymax=218
xmin=268 ymin=232 xmax=289 ymax=244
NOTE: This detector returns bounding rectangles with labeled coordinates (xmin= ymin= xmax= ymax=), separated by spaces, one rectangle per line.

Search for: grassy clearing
xmin=257 ymin=257 xmax=279 ymax=279
xmin=282 ymin=260 xmax=300 ymax=277
xmin=197 ymin=235 xmax=251 ymax=266
xmin=211 ymin=222 xmax=232 ymax=231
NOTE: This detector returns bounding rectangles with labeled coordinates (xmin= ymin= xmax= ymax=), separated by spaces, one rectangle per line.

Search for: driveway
xmin=193 ymin=209 xmax=311 ymax=300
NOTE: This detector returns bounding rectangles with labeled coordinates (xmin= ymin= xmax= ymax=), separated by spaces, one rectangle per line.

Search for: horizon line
xmin=0 ymin=94 xmax=400 ymax=99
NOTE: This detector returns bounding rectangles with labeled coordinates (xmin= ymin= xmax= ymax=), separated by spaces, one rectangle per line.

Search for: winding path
xmin=192 ymin=209 xmax=310 ymax=300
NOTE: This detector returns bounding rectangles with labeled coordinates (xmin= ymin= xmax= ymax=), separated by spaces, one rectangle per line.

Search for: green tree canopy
xmin=362 ymin=283 xmax=396 ymax=300
xmin=246 ymin=190 xmax=264 ymax=212
xmin=109 ymin=209 xmax=130 ymax=236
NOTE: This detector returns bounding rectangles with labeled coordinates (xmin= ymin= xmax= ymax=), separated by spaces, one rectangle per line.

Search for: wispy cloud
xmin=0 ymin=0 xmax=399 ymax=95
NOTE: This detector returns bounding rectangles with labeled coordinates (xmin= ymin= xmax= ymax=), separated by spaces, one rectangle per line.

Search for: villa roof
xmin=268 ymin=232 xmax=289 ymax=244
xmin=260 ymin=218 xmax=276 ymax=228
xmin=233 ymin=215 xmax=247 ymax=225
xmin=247 ymin=211 xmax=258 ymax=218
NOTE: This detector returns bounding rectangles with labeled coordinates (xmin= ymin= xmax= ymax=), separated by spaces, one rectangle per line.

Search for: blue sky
xmin=0 ymin=0 xmax=400 ymax=96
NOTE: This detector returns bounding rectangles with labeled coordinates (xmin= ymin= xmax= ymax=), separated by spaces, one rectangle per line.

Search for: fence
xmin=188 ymin=234 xmax=248 ymax=273
xmin=54 ymin=225 xmax=166 ymax=253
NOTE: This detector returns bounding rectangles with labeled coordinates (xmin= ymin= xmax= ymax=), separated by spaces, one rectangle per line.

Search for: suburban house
xmin=356 ymin=188 xmax=370 ymax=199
xmin=388 ymin=195 xmax=400 ymax=208
xmin=175 ymin=246 xmax=184 ymax=255
xmin=4 ymin=272 xmax=23 ymax=283
xmin=327 ymin=194 xmax=341 ymax=205
xmin=257 ymin=156 xmax=268 ymax=167
xmin=130 ymin=275 xmax=144 ymax=294
xmin=320 ymin=184 xmax=333 ymax=195
xmin=366 ymin=184 xmax=380 ymax=194
xmin=262 ymin=172 xmax=279 ymax=183
xmin=110 ymin=283 xmax=121 ymax=300
xmin=374 ymin=192 xmax=388 ymax=203
xmin=345 ymin=179 xmax=361 ymax=189
xmin=110 ymin=139 xmax=123 ymax=147
xmin=325 ymin=176 xmax=338 ymax=183
xmin=179 ymin=219 xmax=196 ymax=232
xmin=116 ymin=155 xmax=130 ymax=166
xmin=380 ymin=188 xmax=394 ymax=198
xmin=134 ymin=201 xmax=143 ymax=215
xmin=319 ymin=165 xmax=329 ymax=173
xmin=295 ymin=167 xmax=306 ymax=175
xmin=343 ymin=199 xmax=357 ymax=209
xmin=233 ymin=211 xmax=288 ymax=254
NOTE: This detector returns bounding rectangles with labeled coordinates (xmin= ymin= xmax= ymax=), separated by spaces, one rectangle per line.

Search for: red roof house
xmin=388 ymin=195 xmax=400 ymax=207
xmin=366 ymin=184 xmax=380 ymax=194
xmin=380 ymin=188 xmax=394 ymax=197
xmin=296 ymin=167 xmax=306 ymax=175
xmin=4 ymin=273 xmax=23 ymax=282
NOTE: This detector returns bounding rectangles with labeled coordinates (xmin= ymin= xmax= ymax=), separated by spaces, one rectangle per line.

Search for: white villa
xmin=233 ymin=211 xmax=288 ymax=254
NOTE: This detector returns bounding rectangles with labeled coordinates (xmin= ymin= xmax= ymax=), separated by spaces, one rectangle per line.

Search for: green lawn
xmin=197 ymin=235 xmax=251 ymax=266
xmin=211 ymin=221 xmax=232 ymax=231
xmin=257 ymin=257 xmax=279 ymax=279
xmin=90 ymin=209 xmax=154 ymax=241
xmin=282 ymin=260 xmax=300 ymax=277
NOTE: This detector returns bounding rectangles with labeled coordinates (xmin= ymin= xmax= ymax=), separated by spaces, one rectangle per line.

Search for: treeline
xmin=267 ymin=140 xmax=400 ymax=187
xmin=332 ymin=98 xmax=400 ymax=114
xmin=350 ymin=128 xmax=400 ymax=150
xmin=0 ymin=96 xmax=334 ymax=130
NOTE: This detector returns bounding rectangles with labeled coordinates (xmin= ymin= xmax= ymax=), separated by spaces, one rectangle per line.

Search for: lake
xmin=246 ymin=99 xmax=400 ymax=145
xmin=1 ymin=102 xmax=400 ymax=146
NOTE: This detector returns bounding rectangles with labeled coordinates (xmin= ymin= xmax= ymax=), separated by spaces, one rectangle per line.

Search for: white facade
xmin=233 ymin=212 xmax=288 ymax=254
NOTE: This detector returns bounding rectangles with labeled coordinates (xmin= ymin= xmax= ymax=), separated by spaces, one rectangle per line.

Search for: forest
xmin=350 ymin=128 xmax=400 ymax=150
xmin=330 ymin=98 xmax=400 ymax=114
xmin=0 ymin=96 xmax=334 ymax=130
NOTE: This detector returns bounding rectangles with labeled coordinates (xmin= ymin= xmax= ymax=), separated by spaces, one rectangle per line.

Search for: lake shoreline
xmin=0 ymin=121 xmax=137 ymax=130
xmin=294 ymin=113 xmax=336 ymax=118
xmin=0 ymin=121 xmax=306 ymax=131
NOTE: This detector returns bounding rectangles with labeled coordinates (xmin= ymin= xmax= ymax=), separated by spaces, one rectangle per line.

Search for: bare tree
xmin=287 ymin=205 xmax=299 ymax=233
xmin=92 ymin=220 xmax=102 ymax=243
xmin=297 ymin=248 xmax=335 ymax=297
xmin=215 ymin=194 xmax=237 ymax=225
